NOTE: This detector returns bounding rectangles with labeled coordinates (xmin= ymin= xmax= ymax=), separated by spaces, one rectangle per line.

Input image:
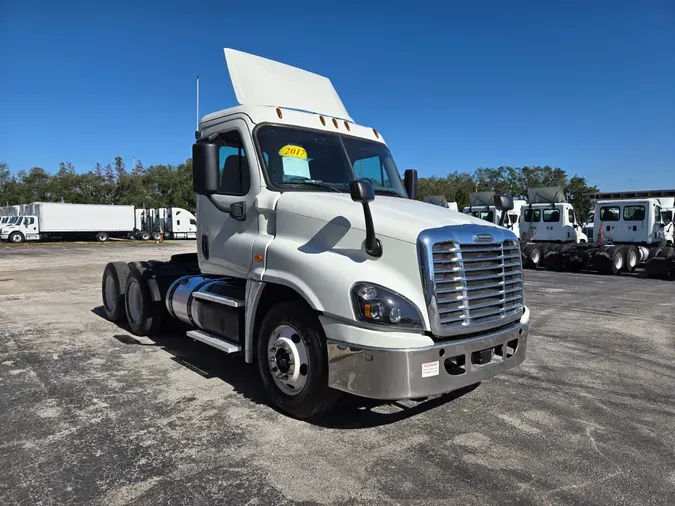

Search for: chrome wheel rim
xmin=532 ymin=248 xmax=540 ymax=264
xmin=104 ymin=274 xmax=117 ymax=310
xmin=614 ymin=253 xmax=623 ymax=270
xmin=127 ymin=281 xmax=142 ymax=323
xmin=629 ymin=250 xmax=637 ymax=267
xmin=10 ymin=234 xmax=21 ymax=243
xmin=267 ymin=324 xmax=309 ymax=396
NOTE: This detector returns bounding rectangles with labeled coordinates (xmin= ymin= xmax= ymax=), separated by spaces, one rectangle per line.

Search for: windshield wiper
xmin=280 ymin=180 xmax=342 ymax=193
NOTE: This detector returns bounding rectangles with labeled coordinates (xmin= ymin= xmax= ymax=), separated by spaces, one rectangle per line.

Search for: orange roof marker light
xmin=373 ymin=128 xmax=380 ymax=138
xmin=344 ymin=121 xmax=350 ymax=131
xmin=319 ymin=115 xmax=326 ymax=126
xmin=332 ymin=118 xmax=339 ymax=128
xmin=276 ymin=107 xmax=283 ymax=119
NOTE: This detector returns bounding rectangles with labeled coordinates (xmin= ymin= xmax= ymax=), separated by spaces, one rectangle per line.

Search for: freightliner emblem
xmin=474 ymin=234 xmax=493 ymax=243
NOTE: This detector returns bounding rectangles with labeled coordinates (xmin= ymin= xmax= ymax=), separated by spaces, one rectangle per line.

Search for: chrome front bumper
xmin=327 ymin=320 xmax=528 ymax=400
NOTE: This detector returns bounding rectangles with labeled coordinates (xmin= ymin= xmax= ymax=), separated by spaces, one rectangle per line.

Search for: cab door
xmin=25 ymin=216 xmax=39 ymax=240
xmin=197 ymin=118 xmax=262 ymax=278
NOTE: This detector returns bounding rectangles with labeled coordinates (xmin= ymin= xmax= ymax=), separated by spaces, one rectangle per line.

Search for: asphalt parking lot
xmin=1 ymin=242 xmax=674 ymax=506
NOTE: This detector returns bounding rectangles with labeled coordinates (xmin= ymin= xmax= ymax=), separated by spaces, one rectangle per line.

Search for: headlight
xmin=351 ymin=282 xmax=423 ymax=330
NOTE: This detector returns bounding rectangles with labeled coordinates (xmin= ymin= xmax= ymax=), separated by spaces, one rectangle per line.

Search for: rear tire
xmin=607 ymin=248 xmax=625 ymax=275
xmin=102 ymin=262 xmax=130 ymax=322
xmin=524 ymin=245 xmax=541 ymax=269
xmin=257 ymin=301 xmax=340 ymax=420
xmin=623 ymin=245 xmax=638 ymax=273
xmin=140 ymin=231 xmax=151 ymax=241
xmin=152 ymin=232 xmax=161 ymax=241
xmin=124 ymin=267 xmax=164 ymax=336
xmin=96 ymin=232 xmax=109 ymax=242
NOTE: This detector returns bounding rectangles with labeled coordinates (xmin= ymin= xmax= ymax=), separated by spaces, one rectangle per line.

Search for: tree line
xmin=0 ymin=159 xmax=598 ymax=219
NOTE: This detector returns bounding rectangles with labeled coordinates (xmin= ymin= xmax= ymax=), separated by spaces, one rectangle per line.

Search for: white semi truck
xmin=463 ymin=192 xmax=526 ymax=239
xmin=550 ymin=196 xmax=674 ymax=277
xmin=1 ymin=203 xmax=137 ymax=243
xmin=100 ymin=49 xmax=530 ymax=419
xmin=152 ymin=207 xmax=198 ymax=239
xmin=517 ymin=187 xmax=588 ymax=269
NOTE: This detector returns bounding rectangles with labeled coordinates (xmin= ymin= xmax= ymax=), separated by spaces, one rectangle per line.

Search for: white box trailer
xmin=1 ymin=203 xmax=137 ymax=243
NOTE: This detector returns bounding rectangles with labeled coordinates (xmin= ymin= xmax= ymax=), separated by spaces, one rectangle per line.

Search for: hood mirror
xmin=494 ymin=195 xmax=514 ymax=228
xmin=404 ymin=169 xmax=418 ymax=200
xmin=349 ymin=179 xmax=382 ymax=258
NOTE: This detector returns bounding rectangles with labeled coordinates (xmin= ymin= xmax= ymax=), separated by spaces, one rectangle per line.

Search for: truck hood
xmin=275 ymin=193 xmax=508 ymax=244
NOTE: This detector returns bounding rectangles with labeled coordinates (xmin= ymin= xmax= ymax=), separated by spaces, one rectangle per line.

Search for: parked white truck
xmin=100 ymin=49 xmax=530 ymax=419
xmin=1 ymin=203 xmax=137 ymax=243
xmin=517 ymin=187 xmax=588 ymax=269
xmin=463 ymin=192 xmax=526 ymax=238
xmin=552 ymin=196 xmax=675 ymax=277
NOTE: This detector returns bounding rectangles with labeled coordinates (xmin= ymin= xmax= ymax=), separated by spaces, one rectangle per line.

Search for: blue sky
xmin=1 ymin=0 xmax=673 ymax=191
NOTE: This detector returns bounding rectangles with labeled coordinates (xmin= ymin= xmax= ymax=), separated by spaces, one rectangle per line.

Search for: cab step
xmin=192 ymin=290 xmax=244 ymax=308
xmin=186 ymin=330 xmax=242 ymax=353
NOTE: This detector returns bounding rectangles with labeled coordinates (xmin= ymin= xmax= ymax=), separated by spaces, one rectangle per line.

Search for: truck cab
xmin=101 ymin=48 xmax=530 ymax=419
xmin=1 ymin=215 xmax=39 ymax=243
xmin=594 ymin=198 xmax=667 ymax=246
xmin=166 ymin=208 xmax=197 ymax=239
xmin=462 ymin=192 xmax=526 ymax=237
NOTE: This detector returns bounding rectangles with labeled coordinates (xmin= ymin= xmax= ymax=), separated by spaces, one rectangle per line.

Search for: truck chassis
xmin=532 ymin=241 xmax=675 ymax=279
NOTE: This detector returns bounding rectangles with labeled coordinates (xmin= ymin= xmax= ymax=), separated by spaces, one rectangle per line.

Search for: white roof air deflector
xmin=224 ymin=48 xmax=353 ymax=122
xmin=469 ymin=191 xmax=496 ymax=207
xmin=527 ymin=187 xmax=567 ymax=204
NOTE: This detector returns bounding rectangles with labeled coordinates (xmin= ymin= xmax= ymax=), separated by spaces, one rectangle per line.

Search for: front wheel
xmin=257 ymin=301 xmax=340 ymax=419
xmin=8 ymin=231 xmax=25 ymax=244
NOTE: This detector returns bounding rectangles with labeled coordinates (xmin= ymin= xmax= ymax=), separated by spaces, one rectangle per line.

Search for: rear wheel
xmin=607 ymin=248 xmax=625 ymax=275
xmin=101 ymin=262 xmax=130 ymax=322
xmin=257 ymin=301 xmax=340 ymax=420
xmin=124 ymin=268 xmax=164 ymax=336
xmin=623 ymin=245 xmax=638 ymax=273
xmin=524 ymin=245 xmax=541 ymax=269
xmin=96 ymin=232 xmax=109 ymax=242
xmin=152 ymin=232 xmax=161 ymax=241
xmin=8 ymin=231 xmax=25 ymax=244
xmin=140 ymin=231 xmax=151 ymax=241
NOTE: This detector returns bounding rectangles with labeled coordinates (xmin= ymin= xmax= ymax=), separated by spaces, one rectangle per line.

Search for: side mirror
xmin=192 ymin=142 xmax=220 ymax=195
xmin=404 ymin=169 xmax=418 ymax=200
xmin=494 ymin=195 xmax=514 ymax=212
xmin=349 ymin=179 xmax=375 ymax=203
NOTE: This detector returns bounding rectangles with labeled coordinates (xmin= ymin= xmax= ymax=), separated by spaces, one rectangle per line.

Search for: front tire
xmin=8 ymin=231 xmax=25 ymax=244
xmin=257 ymin=301 xmax=340 ymax=420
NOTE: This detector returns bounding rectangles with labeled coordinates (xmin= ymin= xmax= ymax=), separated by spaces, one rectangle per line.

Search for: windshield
xmin=662 ymin=210 xmax=673 ymax=224
xmin=255 ymin=126 xmax=407 ymax=197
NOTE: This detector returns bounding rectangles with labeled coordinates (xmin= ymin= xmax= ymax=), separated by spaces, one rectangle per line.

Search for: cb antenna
xmin=196 ymin=74 xmax=200 ymax=133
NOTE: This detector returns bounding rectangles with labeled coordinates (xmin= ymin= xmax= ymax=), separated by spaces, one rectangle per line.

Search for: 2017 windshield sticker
xmin=279 ymin=145 xmax=307 ymax=159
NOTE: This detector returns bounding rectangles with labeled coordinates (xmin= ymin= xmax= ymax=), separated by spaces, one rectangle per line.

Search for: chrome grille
xmin=431 ymin=239 xmax=523 ymax=332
